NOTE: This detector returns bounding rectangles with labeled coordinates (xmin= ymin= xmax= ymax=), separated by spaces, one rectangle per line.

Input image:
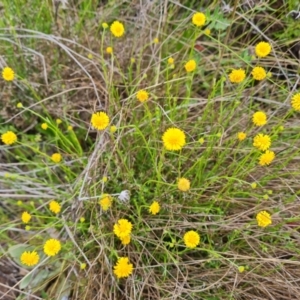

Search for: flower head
xmin=252 ymin=111 xmax=267 ymax=126
xmin=256 ymin=211 xmax=272 ymax=227
xmin=49 ymin=200 xmax=61 ymax=214
xmin=113 ymin=219 xmax=133 ymax=238
xmin=229 ymin=69 xmax=246 ymax=83
xmin=106 ymin=47 xmax=113 ymax=54
xmin=17 ymin=102 xmax=23 ymax=108
xmin=149 ymin=201 xmax=160 ymax=215
xmin=177 ymin=178 xmax=190 ymax=192
xmin=120 ymin=235 xmax=131 ymax=245
xmin=102 ymin=22 xmax=108 ymax=29
xmin=259 ymin=150 xmax=275 ymax=166
xmin=56 ymin=119 xmax=62 ymax=125
xmin=252 ymin=66 xmax=266 ymax=80
xmin=91 ymin=112 xmax=110 ymax=130
xmin=237 ymin=132 xmax=246 ymax=141
xmin=20 ymin=251 xmax=39 ymax=267
xmin=183 ymin=230 xmax=200 ymax=249
xmin=99 ymin=194 xmax=112 ymax=211
xmin=255 ymin=42 xmax=271 ymax=58
xmin=168 ymin=57 xmax=174 ymax=64
xmin=291 ymin=93 xmax=300 ymax=111
xmin=51 ymin=153 xmax=62 ymax=163
xmin=2 ymin=67 xmax=14 ymax=81
xmin=1 ymin=131 xmax=17 ymax=145
xmin=253 ymin=134 xmax=271 ymax=151
xmin=110 ymin=125 xmax=117 ymax=133
xmin=110 ymin=21 xmax=125 ymax=37
xmin=192 ymin=12 xmax=206 ymax=26
xmin=22 ymin=212 xmax=31 ymax=224
xmin=113 ymin=257 xmax=133 ymax=278
xmin=118 ymin=190 xmax=130 ymax=202
xmin=41 ymin=123 xmax=48 ymax=130
xmin=44 ymin=239 xmax=61 ymax=256
xmin=185 ymin=60 xmax=196 ymax=72
xmin=153 ymin=38 xmax=159 ymax=44
xmin=136 ymin=90 xmax=149 ymax=102
xmin=162 ymin=128 xmax=186 ymax=151
xmin=204 ymin=29 xmax=211 ymax=35
xmin=68 ymin=125 xmax=73 ymax=131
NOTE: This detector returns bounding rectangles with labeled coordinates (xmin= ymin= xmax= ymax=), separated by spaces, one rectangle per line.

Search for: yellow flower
xmin=168 ymin=57 xmax=174 ymax=64
xmin=17 ymin=102 xmax=23 ymax=108
xmin=99 ymin=194 xmax=112 ymax=211
xmin=183 ymin=230 xmax=200 ymax=249
xmin=113 ymin=257 xmax=133 ymax=278
xmin=110 ymin=125 xmax=117 ymax=133
xmin=120 ymin=235 xmax=131 ymax=245
xmin=20 ymin=251 xmax=39 ymax=267
xmin=251 ymin=66 xmax=266 ymax=80
xmin=252 ymin=111 xmax=267 ymax=126
xmin=110 ymin=21 xmax=125 ymax=37
xmin=2 ymin=67 xmax=14 ymax=81
xmin=91 ymin=112 xmax=110 ymax=130
xmin=253 ymin=133 xmax=271 ymax=151
xmin=259 ymin=150 xmax=275 ymax=166
xmin=153 ymin=38 xmax=159 ymax=44
xmin=136 ymin=90 xmax=149 ymax=102
xmin=149 ymin=201 xmax=160 ymax=215
xmin=49 ymin=200 xmax=61 ymax=214
xmin=192 ymin=12 xmax=206 ymax=27
xmin=185 ymin=59 xmax=196 ymax=72
xmin=43 ymin=239 xmax=61 ymax=256
xmin=229 ymin=69 xmax=246 ymax=83
xmin=162 ymin=128 xmax=186 ymax=151
xmin=51 ymin=153 xmax=62 ymax=163
xmin=21 ymin=212 xmax=31 ymax=224
xmin=251 ymin=182 xmax=257 ymax=189
xmin=204 ymin=29 xmax=211 ymax=35
xmin=198 ymin=137 xmax=205 ymax=144
xmin=238 ymin=266 xmax=245 ymax=273
xmin=102 ymin=22 xmax=108 ymax=29
xmin=130 ymin=57 xmax=135 ymax=64
xmin=256 ymin=211 xmax=272 ymax=227
xmin=237 ymin=132 xmax=246 ymax=141
xmin=113 ymin=219 xmax=133 ymax=238
xmin=17 ymin=200 xmax=23 ymax=206
xmin=177 ymin=177 xmax=190 ymax=192
xmin=25 ymin=225 xmax=31 ymax=231
xmin=106 ymin=46 xmax=113 ymax=54
xmin=1 ymin=131 xmax=17 ymax=145
xmin=102 ymin=176 xmax=108 ymax=183
xmin=56 ymin=119 xmax=62 ymax=125
xmin=255 ymin=42 xmax=271 ymax=58
xmin=291 ymin=93 xmax=300 ymax=111
xmin=87 ymin=53 xmax=93 ymax=59
xmin=41 ymin=123 xmax=48 ymax=130
xmin=67 ymin=125 xmax=73 ymax=131
xmin=80 ymin=263 xmax=87 ymax=270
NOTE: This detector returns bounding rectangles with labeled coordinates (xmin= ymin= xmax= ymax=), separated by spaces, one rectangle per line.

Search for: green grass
xmin=1 ymin=0 xmax=300 ymax=299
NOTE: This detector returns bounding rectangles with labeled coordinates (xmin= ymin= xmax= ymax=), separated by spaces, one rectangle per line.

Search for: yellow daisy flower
xmin=229 ymin=69 xmax=246 ymax=83
xmin=162 ymin=128 xmax=186 ymax=151
xmin=49 ymin=200 xmax=61 ymax=214
xmin=149 ymin=201 xmax=160 ymax=215
xmin=120 ymin=235 xmax=131 ymax=246
xmin=106 ymin=47 xmax=113 ymax=54
xmin=291 ymin=93 xmax=300 ymax=111
xmin=20 ymin=251 xmax=39 ymax=267
xmin=192 ymin=12 xmax=206 ymax=27
xmin=91 ymin=112 xmax=110 ymax=130
xmin=184 ymin=59 xmax=196 ymax=72
xmin=41 ymin=123 xmax=48 ymax=130
xmin=136 ymin=90 xmax=149 ymax=102
xmin=43 ymin=239 xmax=61 ymax=256
xmin=256 ymin=211 xmax=272 ymax=227
xmin=259 ymin=150 xmax=275 ymax=166
xmin=99 ymin=194 xmax=112 ymax=211
xmin=2 ymin=67 xmax=14 ymax=81
xmin=1 ymin=131 xmax=17 ymax=145
xmin=113 ymin=257 xmax=133 ymax=278
xmin=177 ymin=178 xmax=190 ymax=192
xmin=237 ymin=132 xmax=246 ymax=141
xmin=113 ymin=219 xmax=133 ymax=239
xmin=251 ymin=66 xmax=267 ymax=80
xmin=253 ymin=134 xmax=271 ymax=151
xmin=255 ymin=42 xmax=271 ymax=58
xmin=21 ymin=212 xmax=31 ymax=224
xmin=183 ymin=230 xmax=200 ymax=249
xmin=252 ymin=111 xmax=267 ymax=126
xmin=110 ymin=21 xmax=125 ymax=37
xmin=51 ymin=153 xmax=62 ymax=163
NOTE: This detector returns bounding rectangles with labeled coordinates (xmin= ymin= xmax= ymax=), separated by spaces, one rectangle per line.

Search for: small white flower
xmin=118 ymin=190 xmax=130 ymax=203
